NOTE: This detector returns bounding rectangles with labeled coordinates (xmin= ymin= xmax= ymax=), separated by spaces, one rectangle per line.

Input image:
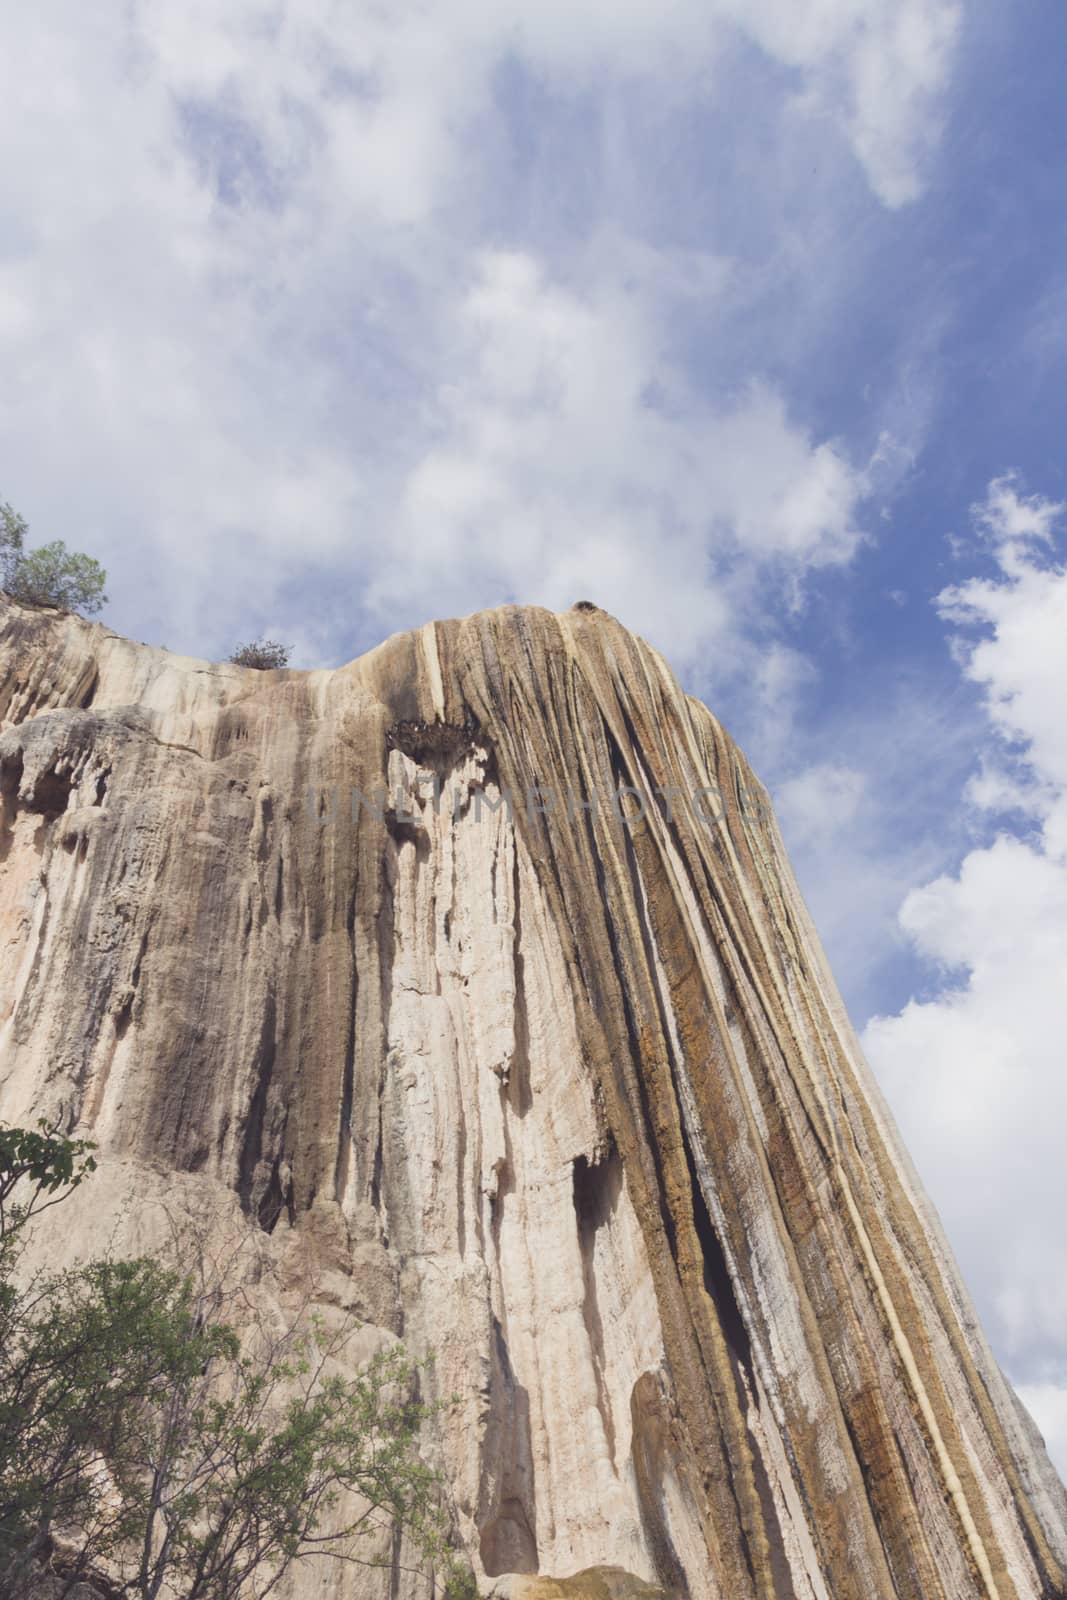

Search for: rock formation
xmin=1 ymin=594 xmax=1065 ymax=1600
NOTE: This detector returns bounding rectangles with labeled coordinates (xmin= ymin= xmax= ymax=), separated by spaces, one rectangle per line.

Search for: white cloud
xmin=768 ymin=682 xmax=982 ymax=1023
xmin=776 ymin=761 xmax=868 ymax=843
xmin=0 ymin=0 xmax=960 ymax=662
xmin=938 ymin=475 xmax=1067 ymax=853
xmin=128 ymin=0 xmax=960 ymax=209
xmin=722 ymin=0 xmax=961 ymax=205
xmin=741 ymin=646 xmax=821 ymax=771
xmin=363 ymin=251 xmax=869 ymax=670
xmin=1016 ymin=1386 xmax=1067 ymax=1483
xmin=863 ymin=477 xmax=1067 ymax=1460
xmin=840 ymin=0 xmax=961 ymax=206
xmin=972 ymin=470 xmax=1065 ymax=551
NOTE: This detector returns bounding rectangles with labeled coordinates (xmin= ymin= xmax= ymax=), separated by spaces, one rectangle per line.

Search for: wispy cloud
xmin=366 ymin=250 xmax=871 ymax=671
xmin=0 ymin=0 xmax=959 ymax=669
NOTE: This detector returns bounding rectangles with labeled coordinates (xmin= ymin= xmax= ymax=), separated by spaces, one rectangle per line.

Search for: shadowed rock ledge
xmin=1 ymin=595 xmax=1065 ymax=1600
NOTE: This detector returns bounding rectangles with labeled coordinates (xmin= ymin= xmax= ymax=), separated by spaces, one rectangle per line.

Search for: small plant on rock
xmin=229 ymin=638 xmax=291 ymax=670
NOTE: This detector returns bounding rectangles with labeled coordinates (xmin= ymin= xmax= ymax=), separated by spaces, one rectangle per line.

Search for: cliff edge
xmin=1 ymin=595 xmax=1065 ymax=1600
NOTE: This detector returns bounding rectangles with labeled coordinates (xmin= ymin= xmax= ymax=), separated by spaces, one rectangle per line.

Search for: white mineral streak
xmin=382 ymin=745 xmax=666 ymax=1584
xmin=1 ymin=596 xmax=1065 ymax=1600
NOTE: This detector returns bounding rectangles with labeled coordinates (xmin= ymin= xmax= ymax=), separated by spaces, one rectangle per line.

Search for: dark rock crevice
xmin=237 ymin=992 xmax=293 ymax=1233
xmin=573 ymin=1143 xmax=622 ymax=1469
xmin=0 ymin=747 xmax=23 ymax=863
xmin=386 ymin=715 xmax=478 ymax=771
xmin=507 ymin=841 xmax=533 ymax=1117
xmin=478 ymin=1315 xmax=539 ymax=1578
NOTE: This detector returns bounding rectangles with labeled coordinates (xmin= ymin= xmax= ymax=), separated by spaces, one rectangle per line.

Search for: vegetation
xmin=1 ymin=500 xmax=295 ymax=662
xmin=0 ymin=1119 xmax=98 ymax=1264
xmin=0 ymin=1121 xmax=475 ymax=1600
xmin=0 ymin=502 xmax=28 ymax=566
xmin=1 ymin=500 xmax=108 ymax=616
xmin=228 ymin=640 xmax=290 ymax=671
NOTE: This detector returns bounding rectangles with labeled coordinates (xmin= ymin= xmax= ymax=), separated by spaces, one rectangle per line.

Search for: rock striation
xmin=1 ymin=594 xmax=1065 ymax=1600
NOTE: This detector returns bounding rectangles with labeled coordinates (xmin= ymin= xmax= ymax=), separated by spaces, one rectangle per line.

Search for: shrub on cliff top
xmin=1 ymin=500 xmax=108 ymax=616
xmin=229 ymin=638 xmax=291 ymax=670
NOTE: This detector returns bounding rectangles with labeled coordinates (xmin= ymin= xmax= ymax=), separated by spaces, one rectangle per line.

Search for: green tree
xmin=0 ymin=1119 xmax=97 ymax=1262
xmin=0 ymin=1125 xmax=475 ymax=1599
xmin=113 ymin=1309 xmax=474 ymax=1600
xmin=4 ymin=541 xmax=108 ymax=616
xmin=0 ymin=1256 xmax=217 ymax=1596
xmin=0 ymin=500 xmax=108 ymax=616
xmin=0 ymin=502 xmax=28 ymax=577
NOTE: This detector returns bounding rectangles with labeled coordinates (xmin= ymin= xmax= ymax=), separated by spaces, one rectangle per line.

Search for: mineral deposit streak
xmin=1 ymin=596 xmax=1065 ymax=1600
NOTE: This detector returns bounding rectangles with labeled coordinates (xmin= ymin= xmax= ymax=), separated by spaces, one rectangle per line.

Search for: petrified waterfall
xmin=1 ymin=595 xmax=1065 ymax=1600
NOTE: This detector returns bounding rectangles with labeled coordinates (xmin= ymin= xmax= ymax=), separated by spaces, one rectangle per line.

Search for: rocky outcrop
xmin=1 ymin=594 xmax=1065 ymax=1600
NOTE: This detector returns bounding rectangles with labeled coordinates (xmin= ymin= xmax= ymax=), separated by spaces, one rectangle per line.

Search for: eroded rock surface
xmin=1 ymin=595 xmax=1065 ymax=1600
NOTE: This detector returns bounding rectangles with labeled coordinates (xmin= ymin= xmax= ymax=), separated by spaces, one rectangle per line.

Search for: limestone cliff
xmin=1 ymin=594 xmax=1065 ymax=1600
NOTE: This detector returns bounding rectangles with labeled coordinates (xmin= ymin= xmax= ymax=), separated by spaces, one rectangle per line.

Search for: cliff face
xmin=1 ymin=595 xmax=1065 ymax=1600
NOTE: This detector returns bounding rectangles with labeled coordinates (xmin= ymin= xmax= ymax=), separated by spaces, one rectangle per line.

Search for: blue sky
xmin=3 ymin=0 xmax=1067 ymax=1471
